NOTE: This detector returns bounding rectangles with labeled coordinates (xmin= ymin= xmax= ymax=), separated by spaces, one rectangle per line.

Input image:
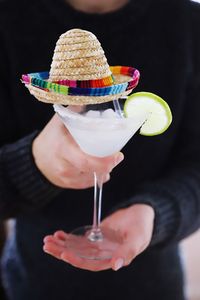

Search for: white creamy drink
xmin=54 ymin=104 xmax=147 ymax=157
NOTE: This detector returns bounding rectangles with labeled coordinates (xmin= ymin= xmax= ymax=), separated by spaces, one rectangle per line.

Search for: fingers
xmin=43 ymin=232 xmax=145 ymax=272
xmin=60 ymin=130 xmax=124 ymax=174
xmin=110 ymin=237 xmax=150 ymax=271
xmin=43 ymin=234 xmax=139 ymax=272
xmin=54 ymin=230 xmax=68 ymax=241
xmin=43 ymin=235 xmax=66 ymax=259
xmin=33 ymin=113 xmax=124 ymax=189
xmin=110 ymin=242 xmax=138 ymax=271
xmin=43 ymin=231 xmax=111 ymax=271
xmin=60 ymin=250 xmax=110 ymax=272
xmin=56 ymin=166 xmax=110 ymax=189
xmin=43 ymin=231 xmax=70 ymax=258
xmin=51 ymin=114 xmax=124 ymax=174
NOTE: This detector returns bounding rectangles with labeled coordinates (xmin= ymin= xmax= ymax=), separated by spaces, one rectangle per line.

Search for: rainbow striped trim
xmin=55 ymin=75 xmax=114 ymax=88
xmin=22 ymin=66 xmax=140 ymax=97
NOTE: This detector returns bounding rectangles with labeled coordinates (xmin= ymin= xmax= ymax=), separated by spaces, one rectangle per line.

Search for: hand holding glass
xmin=54 ymin=101 xmax=147 ymax=260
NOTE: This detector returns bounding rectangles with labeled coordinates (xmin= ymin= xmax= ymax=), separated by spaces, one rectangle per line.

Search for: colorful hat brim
xmin=22 ymin=66 xmax=140 ymax=105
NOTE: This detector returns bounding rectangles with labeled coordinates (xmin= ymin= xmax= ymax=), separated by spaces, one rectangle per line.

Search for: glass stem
xmin=88 ymin=172 xmax=104 ymax=242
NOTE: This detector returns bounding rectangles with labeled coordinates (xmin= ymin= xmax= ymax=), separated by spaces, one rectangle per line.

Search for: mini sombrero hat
xmin=22 ymin=29 xmax=140 ymax=105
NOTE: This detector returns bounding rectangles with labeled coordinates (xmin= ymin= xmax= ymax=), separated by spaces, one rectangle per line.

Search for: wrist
xmin=32 ymin=134 xmax=42 ymax=171
xmin=129 ymin=203 xmax=155 ymax=218
xmin=129 ymin=204 xmax=155 ymax=239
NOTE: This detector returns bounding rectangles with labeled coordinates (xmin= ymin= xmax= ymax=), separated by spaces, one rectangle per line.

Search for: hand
xmin=32 ymin=114 xmax=124 ymax=189
xmin=43 ymin=204 xmax=155 ymax=271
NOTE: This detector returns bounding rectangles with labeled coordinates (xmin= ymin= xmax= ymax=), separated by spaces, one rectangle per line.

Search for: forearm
xmin=0 ymin=132 xmax=61 ymax=219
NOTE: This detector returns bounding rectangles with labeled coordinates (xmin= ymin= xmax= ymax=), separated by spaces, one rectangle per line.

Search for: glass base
xmin=66 ymin=226 xmax=123 ymax=260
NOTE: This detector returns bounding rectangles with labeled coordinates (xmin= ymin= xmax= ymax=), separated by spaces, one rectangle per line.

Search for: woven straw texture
xmin=27 ymin=29 xmax=135 ymax=105
xmin=49 ymin=29 xmax=112 ymax=81
xmin=28 ymin=85 xmax=131 ymax=105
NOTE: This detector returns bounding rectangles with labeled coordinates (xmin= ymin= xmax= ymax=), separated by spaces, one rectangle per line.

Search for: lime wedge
xmin=124 ymin=92 xmax=172 ymax=136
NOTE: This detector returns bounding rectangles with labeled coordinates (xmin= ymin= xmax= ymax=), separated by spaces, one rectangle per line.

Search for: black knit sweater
xmin=0 ymin=0 xmax=200 ymax=299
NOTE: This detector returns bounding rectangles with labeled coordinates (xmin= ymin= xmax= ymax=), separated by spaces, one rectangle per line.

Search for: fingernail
xmin=115 ymin=153 xmax=124 ymax=166
xmin=113 ymin=258 xmax=124 ymax=271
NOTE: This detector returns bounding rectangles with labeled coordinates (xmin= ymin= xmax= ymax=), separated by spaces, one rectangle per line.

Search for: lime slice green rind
xmin=124 ymin=92 xmax=172 ymax=136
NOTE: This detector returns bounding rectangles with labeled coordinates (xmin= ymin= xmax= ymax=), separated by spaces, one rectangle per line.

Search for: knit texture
xmin=1 ymin=132 xmax=61 ymax=215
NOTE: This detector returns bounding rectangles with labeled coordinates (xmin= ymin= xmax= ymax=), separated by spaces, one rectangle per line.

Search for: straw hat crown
xmin=22 ymin=28 xmax=140 ymax=105
xmin=49 ymin=29 xmax=112 ymax=81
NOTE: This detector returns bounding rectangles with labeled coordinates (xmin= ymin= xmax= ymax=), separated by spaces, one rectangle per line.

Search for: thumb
xmin=111 ymin=242 xmax=139 ymax=271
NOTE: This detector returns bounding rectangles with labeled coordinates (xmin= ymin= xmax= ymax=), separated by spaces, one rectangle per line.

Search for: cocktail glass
xmin=54 ymin=100 xmax=147 ymax=260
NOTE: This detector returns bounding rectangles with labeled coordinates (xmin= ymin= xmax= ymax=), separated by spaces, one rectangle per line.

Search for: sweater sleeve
xmin=0 ymin=133 xmax=62 ymax=219
xmin=0 ymin=31 xmax=62 ymax=219
xmin=113 ymin=3 xmax=200 ymax=247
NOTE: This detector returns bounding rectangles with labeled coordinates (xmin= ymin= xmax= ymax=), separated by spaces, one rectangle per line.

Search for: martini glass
xmin=54 ymin=100 xmax=147 ymax=260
